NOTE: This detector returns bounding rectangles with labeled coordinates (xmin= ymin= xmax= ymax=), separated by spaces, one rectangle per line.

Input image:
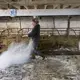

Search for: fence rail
xmin=0 ymin=27 xmax=80 ymax=54
xmin=0 ymin=27 xmax=80 ymax=37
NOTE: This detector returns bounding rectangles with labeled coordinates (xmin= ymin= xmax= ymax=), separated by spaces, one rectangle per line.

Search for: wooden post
xmin=17 ymin=17 xmax=22 ymax=42
xmin=52 ymin=16 xmax=55 ymax=35
xmin=78 ymin=41 xmax=80 ymax=51
xmin=66 ymin=16 xmax=71 ymax=37
xmin=6 ymin=18 xmax=9 ymax=46
xmin=19 ymin=17 xmax=22 ymax=29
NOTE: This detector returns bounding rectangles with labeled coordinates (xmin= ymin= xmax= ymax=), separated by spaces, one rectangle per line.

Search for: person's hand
xmin=26 ymin=35 xmax=28 ymax=37
xmin=28 ymin=30 xmax=32 ymax=34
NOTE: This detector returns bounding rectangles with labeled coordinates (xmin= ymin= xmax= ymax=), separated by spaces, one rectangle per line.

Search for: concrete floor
xmin=0 ymin=55 xmax=80 ymax=80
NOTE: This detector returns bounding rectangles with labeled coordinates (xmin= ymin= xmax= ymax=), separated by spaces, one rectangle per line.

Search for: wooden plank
xmin=46 ymin=50 xmax=80 ymax=55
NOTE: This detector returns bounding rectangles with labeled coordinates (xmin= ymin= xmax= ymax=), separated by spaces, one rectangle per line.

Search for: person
xmin=28 ymin=18 xmax=45 ymax=60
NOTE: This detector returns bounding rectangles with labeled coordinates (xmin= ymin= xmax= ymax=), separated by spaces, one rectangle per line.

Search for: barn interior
xmin=0 ymin=0 xmax=80 ymax=80
xmin=0 ymin=0 xmax=80 ymax=53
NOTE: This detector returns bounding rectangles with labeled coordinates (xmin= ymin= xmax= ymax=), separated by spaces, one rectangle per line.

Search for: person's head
xmin=32 ymin=18 xmax=39 ymax=27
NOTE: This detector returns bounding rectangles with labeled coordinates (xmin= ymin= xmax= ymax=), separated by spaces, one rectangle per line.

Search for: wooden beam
xmin=34 ymin=5 xmax=37 ymax=9
xmin=66 ymin=16 xmax=71 ymax=37
xmin=53 ymin=4 xmax=58 ymax=9
xmin=24 ymin=6 xmax=28 ymax=9
xmin=3 ymin=0 xmax=20 ymax=9
xmin=50 ymin=50 xmax=80 ymax=55
xmin=1 ymin=9 xmax=80 ymax=16
xmin=71 ymin=4 xmax=80 ymax=8
xmin=63 ymin=4 xmax=72 ymax=9
xmin=44 ymin=5 xmax=47 ymax=9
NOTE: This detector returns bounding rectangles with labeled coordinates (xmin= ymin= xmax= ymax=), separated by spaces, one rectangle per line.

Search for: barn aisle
xmin=0 ymin=55 xmax=80 ymax=80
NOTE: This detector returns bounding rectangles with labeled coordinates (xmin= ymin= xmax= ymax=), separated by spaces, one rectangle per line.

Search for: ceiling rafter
xmin=0 ymin=0 xmax=79 ymax=9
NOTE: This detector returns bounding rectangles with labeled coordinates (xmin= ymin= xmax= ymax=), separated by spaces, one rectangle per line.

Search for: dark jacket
xmin=28 ymin=24 xmax=40 ymax=39
xmin=28 ymin=24 xmax=40 ymax=48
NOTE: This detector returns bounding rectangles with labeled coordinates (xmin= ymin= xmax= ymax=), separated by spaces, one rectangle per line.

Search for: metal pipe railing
xmin=69 ymin=28 xmax=77 ymax=37
xmin=0 ymin=27 xmax=80 ymax=37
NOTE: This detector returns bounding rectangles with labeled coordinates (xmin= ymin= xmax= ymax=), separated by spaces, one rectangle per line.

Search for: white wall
xmin=0 ymin=22 xmax=7 ymax=28
xmin=0 ymin=16 xmax=80 ymax=29
xmin=7 ymin=18 xmax=20 ymax=28
xmin=70 ymin=16 xmax=80 ymax=35
xmin=70 ymin=16 xmax=80 ymax=28
xmin=55 ymin=16 xmax=68 ymax=28
xmin=0 ymin=16 xmax=80 ymax=35
xmin=21 ymin=17 xmax=32 ymax=28
xmin=39 ymin=17 xmax=54 ymax=28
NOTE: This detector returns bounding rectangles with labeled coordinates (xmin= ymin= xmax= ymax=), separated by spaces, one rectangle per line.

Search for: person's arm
xmin=28 ymin=27 xmax=37 ymax=37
